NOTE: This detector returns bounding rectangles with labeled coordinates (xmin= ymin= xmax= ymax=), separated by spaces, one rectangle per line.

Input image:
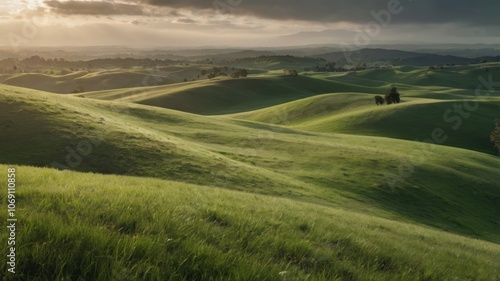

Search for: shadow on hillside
xmin=363 ymin=179 xmax=500 ymax=244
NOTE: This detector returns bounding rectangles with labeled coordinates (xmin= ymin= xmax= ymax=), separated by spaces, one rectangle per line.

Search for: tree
xmin=374 ymin=96 xmax=384 ymax=105
xmin=212 ymin=67 xmax=222 ymax=76
xmin=239 ymin=69 xmax=248 ymax=77
xmin=284 ymin=69 xmax=298 ymax=76
xmin=230 ymin=68 xmax=248 ymax=79
xmin=205 ymin=67 xmax=228 ymax=79
xmin=425 ymin=66 xmax=436 ymax=75
xmin=385 ymin=87 xmax=400 ymax=105
xmin=326 ymin=62 xmax=336 ymax=72
xmin=491 ymin=118 xmax=500 ymax=155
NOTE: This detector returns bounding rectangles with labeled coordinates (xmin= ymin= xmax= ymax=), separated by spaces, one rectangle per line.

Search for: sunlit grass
xmin=1 ymin=165 xmax=499 ymax=280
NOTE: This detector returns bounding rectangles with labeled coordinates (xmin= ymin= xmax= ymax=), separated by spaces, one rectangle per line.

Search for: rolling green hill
xmin=230 ymin=55 xmax=323 ymax=71
xmin=1 ymin=84 xmax=499 ymax=243
xmin=327 ymin=64 xmax=500 ymax=90
xmin=0 ymin=65 xmax=206 ymax=94
xmin=79 ymin=75 xmax=381 ymax=115
xmin=1 ymin=62 xmax=500 ymax=280
xmin=0 ymin=165 xmax=499 ymax=280
xmin=232 ymin=93 xmax=500 ymax=154
xmin=77 ymin=64 xmax=500 ymax=118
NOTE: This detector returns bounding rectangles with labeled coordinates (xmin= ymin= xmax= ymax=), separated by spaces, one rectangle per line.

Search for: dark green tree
xmin=230 ymin=68 xmax=248 ymax=78
xmin=326 ymin=62 xmax=336 ymax=72
xmin=384 ymin=87 xmax=400 ymax=104
xmin=491 ymin=118 xmax=500 ymax=155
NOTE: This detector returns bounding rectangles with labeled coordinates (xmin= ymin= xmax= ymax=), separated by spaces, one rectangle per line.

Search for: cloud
xmin=44 ymin=0 xmax=148 ymax=16
xmin=140 ymin=0 xmax=500 ymax=25
xmin=41 ymin=0 xmax=500 ymax=27
xmin=177 ymin=18 xmax=196 ymax=24
xmin=131 ymin=19 xmax=145 ymax=25
xmin=4 ymin=0 xmax=493 ymax=48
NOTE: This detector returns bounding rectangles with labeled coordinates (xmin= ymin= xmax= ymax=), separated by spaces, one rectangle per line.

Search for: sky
xmin=0 ymin=0 xmax=499 ymax=48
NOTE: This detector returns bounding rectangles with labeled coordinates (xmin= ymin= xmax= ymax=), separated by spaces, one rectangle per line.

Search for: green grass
xmin=0 ymin=165 xmax=499 ymax=280
xmin=78 ymin=64 xmax=500 ymax=118
xmin=0 ymin=65 xmax=208 ymax=94
xmin=232 ymin=92 xmax=500 ymax=154
xmin=230 ymin=55 xmax=323 ymax=71
xmin=327 ymin=64 xmax=500 ymax=90
xmin=79 ymin=75 xmax=348 ymax=115
xmin=1 ymin=84 xmax=499 ymax=244
xmin=1 ymin=63 xmax=500 ymax=280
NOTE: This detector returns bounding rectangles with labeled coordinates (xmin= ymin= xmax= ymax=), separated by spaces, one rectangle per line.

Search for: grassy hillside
xmin=230 ymin=55 xmax=322 ymax=71
xmin=0 ymin=65 xmax=206 ymax=94
xmin=327 ymin=64 xmax=500 ymax=90
xmin=0 ymin=165 xmax=499 ymax=280
xmin=0 ymin=85 xmax=308 ymax=197
xmin=1 ymin=85 xmax=499 ymax=245
xmin=232 ymin=93 xmax=500 ymax=154
xmin=1 ymin=60 xmax=500 ymax=281
xmin=77 ymin=64 xmax=500 ymax=118
xmin=80 ymin=75 xmax=381 ymax=115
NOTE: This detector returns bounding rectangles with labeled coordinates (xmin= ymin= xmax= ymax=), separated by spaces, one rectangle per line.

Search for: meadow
xmin=0 ymin=61 xmax=499 ymax=280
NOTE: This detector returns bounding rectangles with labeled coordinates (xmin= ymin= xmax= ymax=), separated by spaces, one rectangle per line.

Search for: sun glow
xmin=6 ymin=0 xmax=44 ymax=14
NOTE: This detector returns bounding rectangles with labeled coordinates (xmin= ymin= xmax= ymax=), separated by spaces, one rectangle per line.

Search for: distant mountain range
xmin=1 ymin=41 xmax=500 ymax=68
xmin=311 ymin=48 xmax=500 ymax=66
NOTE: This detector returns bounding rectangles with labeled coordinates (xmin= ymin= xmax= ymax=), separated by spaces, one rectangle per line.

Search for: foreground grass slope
xmin=1 ymin=85 xmax=499 ymax=244
xmin=0 ymin=165 xmax=499 ymax=280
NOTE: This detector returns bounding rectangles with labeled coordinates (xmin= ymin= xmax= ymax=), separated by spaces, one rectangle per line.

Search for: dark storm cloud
xmin=45 ymin=0 xmax=148 ymax=16
xmin=42 ymin=0 xmax=500 ymax=26
xmin=141 ymin=0 xmax=500 ymax=25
